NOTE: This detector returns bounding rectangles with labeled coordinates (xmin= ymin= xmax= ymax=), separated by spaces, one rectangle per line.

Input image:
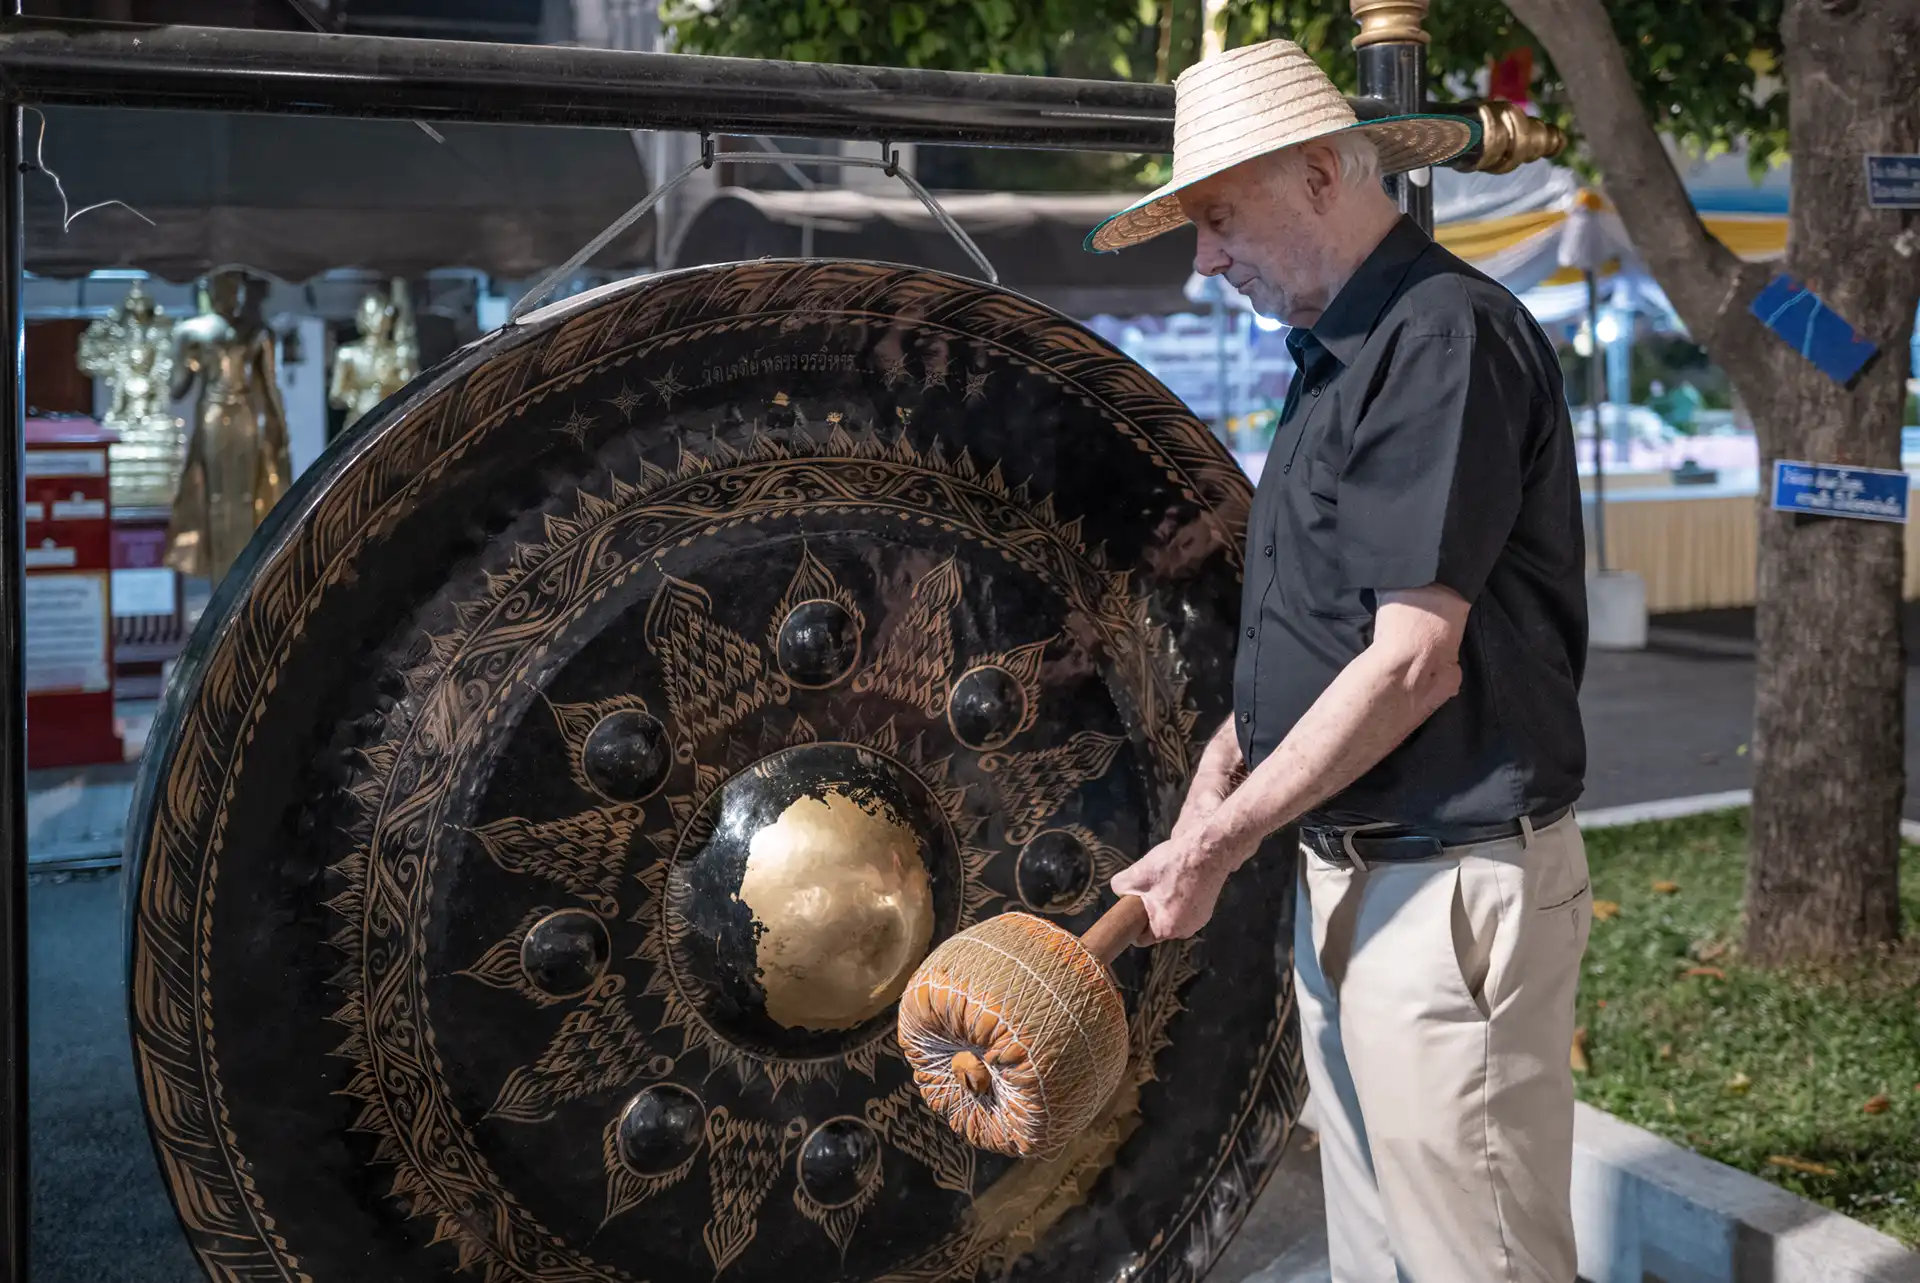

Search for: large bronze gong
xmin=125 ymin=260 xmax=1304 ymax=1283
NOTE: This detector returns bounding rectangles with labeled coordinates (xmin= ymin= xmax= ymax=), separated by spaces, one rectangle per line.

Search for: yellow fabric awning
xmin=1438 ymin=201 xmax=1787 ymax=292
xmin=1435 ymin=208 xmax=1570 ymax=260
xmin=1539 ymin=261 xmax=1620 ymax=287
xmin=1703 ymin=214 xmax=1787 ymax=260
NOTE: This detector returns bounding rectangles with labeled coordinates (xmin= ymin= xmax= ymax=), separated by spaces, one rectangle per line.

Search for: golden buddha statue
xmin=329 ymin=279 xmax=419 ymax=429
xmin=164 ymin=269 xmax=294 ymax=586
xmin=76 ymin=282 xmax=184 ymax=511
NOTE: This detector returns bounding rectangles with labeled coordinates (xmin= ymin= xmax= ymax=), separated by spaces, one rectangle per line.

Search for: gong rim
xmin=122 ymin=257 xmax=1301 ymax=1283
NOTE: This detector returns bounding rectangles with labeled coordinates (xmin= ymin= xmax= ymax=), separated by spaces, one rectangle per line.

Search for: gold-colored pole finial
xmin=1471 ymin=99 xmax=1570 ymax=173
xmin=1349 ymin=0 xmax=1430 ymax=47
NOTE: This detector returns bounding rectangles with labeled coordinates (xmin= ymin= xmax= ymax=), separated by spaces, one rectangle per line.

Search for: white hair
xmin=1328 ymin=132 xmax=1382 ymax=186
xmin=1266 ymin=132 xmax=1381 ymax=189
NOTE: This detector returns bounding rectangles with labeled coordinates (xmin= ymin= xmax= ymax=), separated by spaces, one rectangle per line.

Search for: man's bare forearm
xmin=1193 ymin=716 xmax=1244 ymax=793
xmin=1172 ymin=716 xmax=1246 ymax=836
xmin=1193 ymin=634 xmax=1459 ymax=870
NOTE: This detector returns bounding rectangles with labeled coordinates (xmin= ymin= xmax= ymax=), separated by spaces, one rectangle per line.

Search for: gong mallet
xmin=896 ymin=895 xmax=1150 ymax=1159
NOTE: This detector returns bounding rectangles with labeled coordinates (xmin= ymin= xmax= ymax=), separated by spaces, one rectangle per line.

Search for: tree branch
xmin=1500 ymin=0 xmax=1772 ymax=382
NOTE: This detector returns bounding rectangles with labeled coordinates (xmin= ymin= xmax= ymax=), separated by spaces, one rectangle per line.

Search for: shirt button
xmin=1240 ymin=711 xmax=1252 ymax=724
xmin=1309 ymin=384 xmax=1322 ymax=397
xmin=1264 ymin=545 xmax=1274 ymax=557
xmin=1246 ymin=627 xmax=1256 ymax=639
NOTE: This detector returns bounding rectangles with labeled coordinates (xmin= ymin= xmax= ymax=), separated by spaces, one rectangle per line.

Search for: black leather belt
xmin=1299 ymin=805 xmax=1573 ymax=872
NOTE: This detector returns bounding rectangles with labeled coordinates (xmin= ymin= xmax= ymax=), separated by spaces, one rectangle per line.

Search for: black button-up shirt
xmin=1232 ymin=216 xmax=1587 ymax=832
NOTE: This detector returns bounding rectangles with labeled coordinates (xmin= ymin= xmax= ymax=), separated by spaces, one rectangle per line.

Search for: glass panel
xmin=21 ymin=104 xmax=665 ymax=1282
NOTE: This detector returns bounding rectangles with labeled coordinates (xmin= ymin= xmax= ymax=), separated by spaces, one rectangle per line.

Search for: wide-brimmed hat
xmin=1086 ymin=40 xmax=1479 ymax=253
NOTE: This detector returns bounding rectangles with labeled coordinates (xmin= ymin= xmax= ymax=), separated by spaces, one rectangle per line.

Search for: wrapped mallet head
xmin=896 ymin=895 xmax=1148 ymax=1158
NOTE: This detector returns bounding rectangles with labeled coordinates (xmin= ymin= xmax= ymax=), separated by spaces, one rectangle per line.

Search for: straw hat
xmin=1086 ymin=40 xmax=1479 ymax=253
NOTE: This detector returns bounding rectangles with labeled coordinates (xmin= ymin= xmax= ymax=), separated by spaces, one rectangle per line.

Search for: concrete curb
xmin=1571 ymin=793 xmax=1920 ymax=1279
xmin=1573 ymin=1102 xmax=1920 ymax=1283
xmin=1287 ymin=1099 xmax=1920 ymax=1283
xmin=1575 ymin=789 xmax=1920 ymax=844
xmin=1578 ymin=790 xmax=1753 ymax=829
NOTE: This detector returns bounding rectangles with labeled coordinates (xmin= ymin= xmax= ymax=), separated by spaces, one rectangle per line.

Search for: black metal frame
xmin=0 ymin=16 xmax=1457 ymax=1280
xmin=1355 ymin=39 xmax=1433 ymax=229
xmin=1 ymin=16 xmax=1177 ymax=147
xmin=2 ymin=6 xmax=23 ymax=1278
xmin=0 ymin=17 xmax=1495 ymax=162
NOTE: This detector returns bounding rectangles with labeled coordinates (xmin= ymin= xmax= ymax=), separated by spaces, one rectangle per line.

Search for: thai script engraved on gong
xmin=701 ymin=353 xmax=858 ymax=385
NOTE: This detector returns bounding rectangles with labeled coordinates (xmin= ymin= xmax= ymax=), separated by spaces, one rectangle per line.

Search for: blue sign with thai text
xmin=1866 ymin=155 xmax=1920 ymax=210
xmin=1771 ymin=460 xmax=1910 ymax=524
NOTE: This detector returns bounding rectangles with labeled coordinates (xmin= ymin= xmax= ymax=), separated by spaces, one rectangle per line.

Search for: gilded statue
xmin=164 ymin=269 xmax=294 ymax=586
xmin=76 ymin=282 xmax=184 ymax=511
xmin=330 ymin=279 xmax=419 ymax=429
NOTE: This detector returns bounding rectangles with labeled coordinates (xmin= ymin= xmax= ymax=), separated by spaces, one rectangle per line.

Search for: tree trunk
xmin=1502 ymin=0 xmax=1920 ymax=961
xmin=1745 ymin=0 xmax=1920 ymax=962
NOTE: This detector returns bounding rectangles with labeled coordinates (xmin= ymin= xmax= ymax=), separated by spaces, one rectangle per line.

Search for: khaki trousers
xmin=1293 ymin=811 xmax=1593 ymax=1283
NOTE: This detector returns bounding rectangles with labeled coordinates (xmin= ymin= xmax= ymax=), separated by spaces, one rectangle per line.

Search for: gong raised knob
xmin=669 ymin=741 xmax=956 ymax=1052
xmin=737 ymin=781 xmax=936 ymax=1031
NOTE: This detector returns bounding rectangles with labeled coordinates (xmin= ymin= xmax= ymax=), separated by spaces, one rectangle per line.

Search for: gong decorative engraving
xmin=125 ymin=260 xmax=1302 ymax=1283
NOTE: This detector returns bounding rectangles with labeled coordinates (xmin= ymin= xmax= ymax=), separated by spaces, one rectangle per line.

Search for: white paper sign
xmin=24 ymin=450 xmax=106 ymax=478
xmin=111 ymin=567 xmax=178 ymax=617
xmin=24 ymin=573 xmax=110 ymax=694
xmin=24 ymin=544 xmax=77 ymax=569
xmin=52 ymin=498 xmax=107 ymax=520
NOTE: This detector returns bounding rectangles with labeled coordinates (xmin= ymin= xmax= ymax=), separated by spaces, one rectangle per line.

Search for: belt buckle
xmin=1337 ymin=821 xmax=1395 ymax=873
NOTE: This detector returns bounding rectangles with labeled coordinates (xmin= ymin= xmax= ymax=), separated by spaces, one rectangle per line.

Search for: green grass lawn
xmin=1576 ymin=809 xmax=1920 ymax=1247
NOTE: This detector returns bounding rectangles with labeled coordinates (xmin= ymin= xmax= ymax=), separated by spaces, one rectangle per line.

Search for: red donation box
xmin=23 ymin=416 xmax=124 ymax=768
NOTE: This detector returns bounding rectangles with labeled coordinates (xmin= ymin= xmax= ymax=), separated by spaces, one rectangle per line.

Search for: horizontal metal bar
xmin=0 ymin=17 xmax=1507 ymax=168
xmin=0 ymin=16 xmax=1179 ymax=151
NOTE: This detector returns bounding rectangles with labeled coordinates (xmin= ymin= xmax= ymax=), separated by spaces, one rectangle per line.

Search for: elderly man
xmin=1090 ymin=39 xmax=1592 ymax=1283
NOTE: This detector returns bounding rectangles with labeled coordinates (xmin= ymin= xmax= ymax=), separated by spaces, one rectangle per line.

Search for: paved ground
xmin=29 ymin=871 xmax=201 ymax=1283
xmin=1581 ymin=622 xmax=1920 ymax=819
xmin=23 ymin=620 xmax=1918 ymax=1281
xmin=1210 ymin=1136 xmax=1331 ymax=1283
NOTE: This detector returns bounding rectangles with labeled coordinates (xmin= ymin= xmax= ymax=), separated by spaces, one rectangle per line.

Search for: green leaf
xmin=662 ymin=0 xmax=1791 ymax=194
xmin=890 ymin=2 xmax=927 ymax=46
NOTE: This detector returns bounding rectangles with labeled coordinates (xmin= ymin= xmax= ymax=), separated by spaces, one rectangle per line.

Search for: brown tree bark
xmin=1501 ymin=0 xmax=1920 ymax=960
xmin=1747 ymin=0 xmax=1919 ymax=961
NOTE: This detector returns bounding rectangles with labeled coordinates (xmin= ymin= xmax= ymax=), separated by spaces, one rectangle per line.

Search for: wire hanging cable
xmin=511 ymin=141 xmax=999 ymax=323
xmin=23 ymin=107 xmax=155 ymax=231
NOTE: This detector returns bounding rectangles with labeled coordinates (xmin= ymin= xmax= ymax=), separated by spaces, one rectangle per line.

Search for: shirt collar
xmin=1307 ymin=215 xmax=1433 ymax=367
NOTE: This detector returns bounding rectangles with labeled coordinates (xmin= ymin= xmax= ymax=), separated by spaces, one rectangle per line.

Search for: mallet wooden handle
xmin=1078 ymin=895 xmax=1149 ymax=965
